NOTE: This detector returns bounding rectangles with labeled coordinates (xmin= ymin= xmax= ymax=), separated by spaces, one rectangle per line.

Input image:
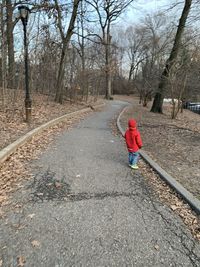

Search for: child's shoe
xmin=131 ymin=164 xmax=139 ymax=170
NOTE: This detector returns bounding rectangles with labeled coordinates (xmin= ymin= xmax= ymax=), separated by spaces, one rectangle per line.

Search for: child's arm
xmin=136 ymin=132 xmax=143 ymax=148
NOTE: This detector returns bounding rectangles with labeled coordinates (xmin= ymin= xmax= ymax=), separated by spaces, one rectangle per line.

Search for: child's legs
xmin=128 ymin=152 xmax=134 ymax=165
xmin=132 ymin=152 xmax=139 ymax=165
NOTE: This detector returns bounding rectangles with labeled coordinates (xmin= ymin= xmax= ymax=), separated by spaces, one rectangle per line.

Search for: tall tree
xmin=76 ymin=0 xmax=88 ymax=101
xmin=1 ymin=0 xmax=7 ymax=102
xmin=151 ymin=0 xmax=192 ymax=113
xmin=55 ymin=0 xmax=81 ymax=103
xmin=6 ymin=0 xmax=15 ymax=88
xmin=86 ymin=0 xmax=134 ymax=100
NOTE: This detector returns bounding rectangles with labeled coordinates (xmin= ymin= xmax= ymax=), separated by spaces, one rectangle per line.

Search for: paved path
xmin=0 ymin=101 xmax=200 ymax=267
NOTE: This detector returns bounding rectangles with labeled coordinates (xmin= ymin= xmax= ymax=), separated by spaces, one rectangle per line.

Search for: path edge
xmin=0 ymin=103 xmax=105 ymax=165
xmin=117 ymin=105 xmax=200 ymax=215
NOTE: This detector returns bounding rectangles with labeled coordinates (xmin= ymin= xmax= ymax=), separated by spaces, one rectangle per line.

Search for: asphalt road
xmin=0 ymin=100 xmax=200 ymax=267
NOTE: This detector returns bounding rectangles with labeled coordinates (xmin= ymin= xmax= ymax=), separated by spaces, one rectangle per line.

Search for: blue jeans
xmin=128 ymin=152 xmax=139 ymax=165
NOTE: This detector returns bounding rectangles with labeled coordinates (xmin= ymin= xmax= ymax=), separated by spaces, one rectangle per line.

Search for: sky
xmin=122 ymin=0 xmax=180 ymax=26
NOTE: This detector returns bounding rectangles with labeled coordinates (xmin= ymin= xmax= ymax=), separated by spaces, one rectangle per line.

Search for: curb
xmin=117 ymin=105 xmax=200 ymax=215
xmin=0 ymin=103 xmax=105 ymax=165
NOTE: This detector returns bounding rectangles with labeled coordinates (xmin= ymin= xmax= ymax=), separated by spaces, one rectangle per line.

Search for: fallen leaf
xmin=170 ymin=205 xmax=179 ymax=211
xmin=192 ymin=218 xmax=198 ymax=225
xmin=27 ymin=213 xmax=35 ymax=219
xmin=36 ymin=193 xmax=43 ymax=196
xmin=0 ymin=210 xmax=5 ymax=219
xmin=55 ymin=182 xmax=61 ymax=189
xmin=31 ymin=240 xmax=40 ymax=248
xmin=17 ymin=256 xmax=26 ymax=266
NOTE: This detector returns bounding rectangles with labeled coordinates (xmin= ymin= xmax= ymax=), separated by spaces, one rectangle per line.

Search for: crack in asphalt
xmin=142 ymin=188 xmax=200 ymax=266
xmin=127 ymin=174 xmax=200 ymax=266
xmin=29 ymin=170 xmax=142 ymax=203
xmin=66 ymin=191 xmax=139 ymax=202
xmin=30 ymin=189 xmax=140 ymax=203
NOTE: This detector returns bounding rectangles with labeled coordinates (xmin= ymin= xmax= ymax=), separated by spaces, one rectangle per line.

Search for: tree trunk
xmin=151 ymin=0 xmax=192 ymax=113
xmin=6 ymin=0 xmax=15 ymax=89
xmin=105 ymin=29 xmax=112 ymax=100
xmin=1 ymin=1 xmax=7 ymax=107
xmin=55 ymin=0 xmax=80 ymax=104
xmin=79 ymin=0 xmax=88 ymax=102
xmin=55 ymin=43 xmax=67 ymax=103
xmin=128 ymin=63 xmax=134 ymax=81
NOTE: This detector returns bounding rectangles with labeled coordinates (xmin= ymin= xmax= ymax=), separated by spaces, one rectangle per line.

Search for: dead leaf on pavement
xmin=17 ymin=256 xmax=26 ymax=266
xmin=36 ymin=193 xmax=43 ymax=196
xmin=31 ymin=240 xmax=40 ymax=248
xmin=0 ymin=209 xmax=5 ymax=219
xmin=27 ymin=213 xmax=35 ymax=219
xmin=55 ymin=182 xmax=62 ymax=189
xmin=170 ymin=205 xmax=179 ymax=211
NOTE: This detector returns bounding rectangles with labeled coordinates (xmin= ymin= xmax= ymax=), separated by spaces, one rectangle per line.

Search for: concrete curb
xmin=0 ymin=103 xmax=105 ymax=165
xmin=117 ymin=105 xmax=200 ymax=215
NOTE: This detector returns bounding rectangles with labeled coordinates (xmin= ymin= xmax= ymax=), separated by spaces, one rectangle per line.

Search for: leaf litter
xmin=0 ymin=101 xmax=97 ymax=210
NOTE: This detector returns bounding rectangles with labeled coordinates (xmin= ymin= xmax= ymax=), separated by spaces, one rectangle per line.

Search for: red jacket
xmin=124 ymin=119 xmax=142 ymax=152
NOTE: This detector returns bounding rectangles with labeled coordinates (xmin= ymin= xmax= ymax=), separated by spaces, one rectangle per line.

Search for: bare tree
xmin=54 ymin=0 xmax=81 ymax=104
xmin=29 ymin=23 xmax=60 ymax=96
xmin=151 ymin=0 xmax=192 ymax=113
xmin=168 ymin=62 xmax=188 ymax=119
xmin=75 ymin=0 xmax=89 ymax=101
xmin=126 ymin=26 xmax=146 ymax=82
xmin=0 ymin=0 xmax=7 ymax=107
xmin=6 ymin=0 xmax=15 ymax=88
xmin=86 ymin=0 xmax=134 ymax=100
xmin=122 ymin=12 xmax=174 ymax=104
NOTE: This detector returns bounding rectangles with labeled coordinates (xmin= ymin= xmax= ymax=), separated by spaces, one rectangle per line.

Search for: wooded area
xmin=0 ymin=0 xmax=200 ymax=120
xmin=1 ymin=2 xmax=200 ymax=254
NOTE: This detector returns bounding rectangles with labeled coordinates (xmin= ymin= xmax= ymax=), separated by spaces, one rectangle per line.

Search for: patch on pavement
xmin=29 ymin=170 xmax=71 ymax=202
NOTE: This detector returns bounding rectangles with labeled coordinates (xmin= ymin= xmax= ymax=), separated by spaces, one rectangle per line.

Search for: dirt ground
xmin=116 ymin=95 xmax=200 ymax=200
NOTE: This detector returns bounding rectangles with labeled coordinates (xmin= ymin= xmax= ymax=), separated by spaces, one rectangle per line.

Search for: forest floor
xmin=0 ymin=90 xmax=103 ymax=150
xmin=115 ymin=95 xmax=200 ymax=200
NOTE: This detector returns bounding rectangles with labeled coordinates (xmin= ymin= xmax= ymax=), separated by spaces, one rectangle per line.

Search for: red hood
xmin=128 ymin=119 xmax=137 ymax=130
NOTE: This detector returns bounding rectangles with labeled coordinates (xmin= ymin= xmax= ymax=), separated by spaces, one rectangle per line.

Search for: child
xmin=124 ymin=119 xmax=142 ymax=169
